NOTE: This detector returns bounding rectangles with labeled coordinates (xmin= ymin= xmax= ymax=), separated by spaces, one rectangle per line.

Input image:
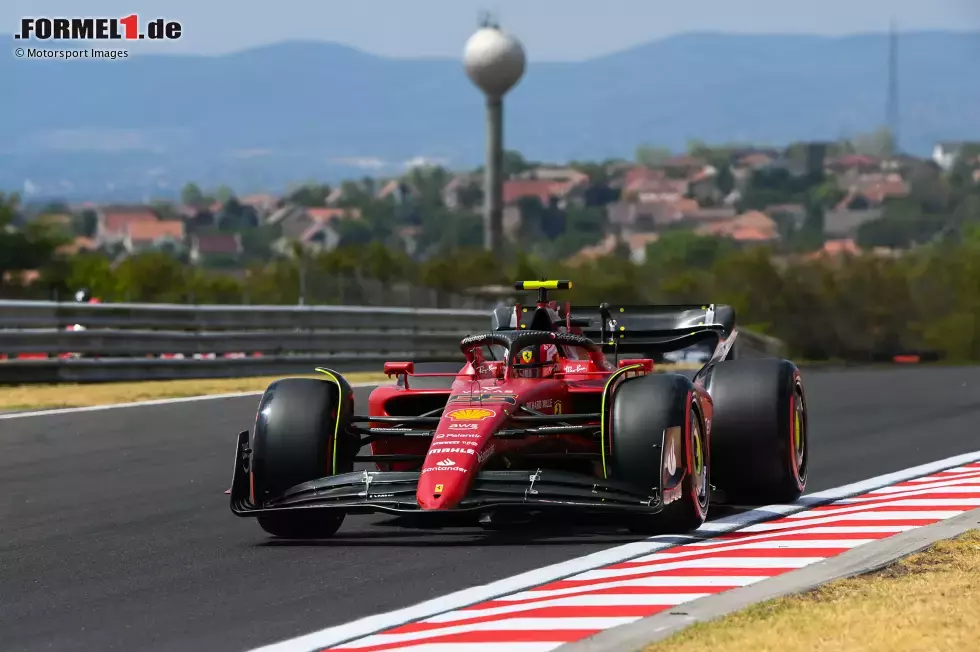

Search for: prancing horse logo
xmin=521 ymin=349 xmax=534 ymax=363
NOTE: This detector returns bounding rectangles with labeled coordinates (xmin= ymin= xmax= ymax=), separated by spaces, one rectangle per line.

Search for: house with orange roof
xmin=695 ymin=210 xmax=779 ymax=243
xmin=96 ymin=206 xmax=159 ymax=245
xmin=123 ymin=220 xmax=185 ymax=254
xmin=617 ymin=166 xmax=666 ymax=194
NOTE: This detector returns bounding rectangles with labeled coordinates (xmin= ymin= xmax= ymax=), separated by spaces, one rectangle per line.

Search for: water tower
xmin=463 ymin=14 xmax=526 ymax=260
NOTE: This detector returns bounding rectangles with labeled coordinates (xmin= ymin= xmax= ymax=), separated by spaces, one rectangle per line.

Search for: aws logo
xmin=448 ymin=393 xmax=517 ymax=406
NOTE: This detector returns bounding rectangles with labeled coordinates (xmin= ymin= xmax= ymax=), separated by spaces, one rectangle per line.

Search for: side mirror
xmin=384 ymin=361 xmax=415 ymax=378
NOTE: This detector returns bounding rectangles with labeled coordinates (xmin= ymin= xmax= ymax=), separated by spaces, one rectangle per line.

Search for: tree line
xmin=5 ymin=213 xmax=980 ymax=362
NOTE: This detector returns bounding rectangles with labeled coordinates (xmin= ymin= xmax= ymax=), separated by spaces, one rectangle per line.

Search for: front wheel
xmin=608 ymin=373 xmax=709 ymax=535
xmin=250 ymin=374 xmax=357 ymax=538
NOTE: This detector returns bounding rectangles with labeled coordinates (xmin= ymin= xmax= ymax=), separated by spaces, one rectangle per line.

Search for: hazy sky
xmin=5 ymin=0 xmax=979 ymax=60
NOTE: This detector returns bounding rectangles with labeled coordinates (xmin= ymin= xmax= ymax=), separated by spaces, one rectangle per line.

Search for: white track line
xmin=0 ymin=382 xmax=385 ymax=420
xmin=246 ymin=449 xmax=980 ymax=652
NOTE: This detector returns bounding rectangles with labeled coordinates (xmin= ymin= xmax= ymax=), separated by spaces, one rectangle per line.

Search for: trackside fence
xmin=0 ymin=300 xmax=785 ymax=384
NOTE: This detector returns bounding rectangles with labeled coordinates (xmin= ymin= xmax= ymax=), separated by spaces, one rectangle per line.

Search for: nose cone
xmin=417 ymin=461 xmax=471 ymax=510
xmin=417 ymin=404 xmax=502 ymax=510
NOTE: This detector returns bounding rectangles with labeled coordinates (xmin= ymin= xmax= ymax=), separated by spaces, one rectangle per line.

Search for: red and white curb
xmin=249 ymin=452 xmax=980 ymax=652
xmin=327 ymin=462 xmax=980 ymax=651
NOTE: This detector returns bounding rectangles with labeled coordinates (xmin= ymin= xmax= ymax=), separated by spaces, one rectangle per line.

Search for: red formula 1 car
xmin=229 ymin=280 xmax=808 ymax=538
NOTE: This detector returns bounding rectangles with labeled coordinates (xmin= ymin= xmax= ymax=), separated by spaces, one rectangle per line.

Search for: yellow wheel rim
xmin=793 ymin=393 xmax=806 ymax=477
xmin=694 ymin=426 xmax=704 ymax=475
xmin=795 ymin=410 xmax=802 ymax=451
xmin=692 ymin=415 xmax=707 ymax=507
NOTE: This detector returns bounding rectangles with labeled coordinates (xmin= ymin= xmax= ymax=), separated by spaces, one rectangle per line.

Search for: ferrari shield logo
xmin=554 ymin=400 xmax=562 ymax=415
xmin=521 ymin=349 xmax=534 ymax=363
xmin=434 ymin=484 xmax=444 ymax=493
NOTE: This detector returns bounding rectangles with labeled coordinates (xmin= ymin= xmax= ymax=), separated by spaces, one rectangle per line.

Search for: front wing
xmin=229 ymin=431 xmax=665 ymax=518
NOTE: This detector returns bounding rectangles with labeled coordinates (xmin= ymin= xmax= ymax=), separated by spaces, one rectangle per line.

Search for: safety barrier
xmin=0 ymin=300 xmax=785 ymax=384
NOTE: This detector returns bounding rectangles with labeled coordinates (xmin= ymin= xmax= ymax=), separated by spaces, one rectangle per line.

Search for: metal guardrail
xmin=0 ymin=299 xmax=490 ymax=332
xmin=0 ymin=300 xmax=786 ymax=384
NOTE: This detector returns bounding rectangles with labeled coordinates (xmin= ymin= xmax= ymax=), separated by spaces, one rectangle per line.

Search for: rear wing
xmin=566 ymin=303 xmax=736 ymax=354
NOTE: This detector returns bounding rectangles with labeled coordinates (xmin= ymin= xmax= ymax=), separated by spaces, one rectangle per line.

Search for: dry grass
xmin=644 ymin=529 xmax=980 ymax=652
xmin=0 ymin=372 xmax=390 ymax=411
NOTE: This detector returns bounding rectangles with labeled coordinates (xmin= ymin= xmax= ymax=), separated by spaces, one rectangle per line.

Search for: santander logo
xmin=436 ymin=458 xmax=455 ymax=467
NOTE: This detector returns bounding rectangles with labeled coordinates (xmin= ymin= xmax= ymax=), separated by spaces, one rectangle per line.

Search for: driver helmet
xmin=513 ymin=343 xmax=559 ymax=378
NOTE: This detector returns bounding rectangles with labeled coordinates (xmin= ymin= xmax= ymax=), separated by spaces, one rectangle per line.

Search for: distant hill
xmin=2 ymin=31 xmax=978 ymax=200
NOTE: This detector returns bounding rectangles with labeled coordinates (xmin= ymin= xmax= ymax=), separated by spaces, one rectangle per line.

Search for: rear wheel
xmin=250 ymin=375 xmax=356 ymax=538
xmin=608 ymin=374 xmax=709 ymax=535
xmin=704 ymin=358 xmax=808 ymax=505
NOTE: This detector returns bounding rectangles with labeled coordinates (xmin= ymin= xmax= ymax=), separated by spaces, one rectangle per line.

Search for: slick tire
xmin=608 ymin=373 xmax=709 ymax=535
xmin=250 ymin=377 xmax=356 ymax=538
xmin=704 ymin=358 xmax=808 ymax=505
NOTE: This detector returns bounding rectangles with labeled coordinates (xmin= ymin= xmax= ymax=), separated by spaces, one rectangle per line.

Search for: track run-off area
xmin=2 ymin=365 xmax=979 ymax=652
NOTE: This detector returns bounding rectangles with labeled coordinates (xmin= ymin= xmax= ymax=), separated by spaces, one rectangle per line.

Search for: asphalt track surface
xmin=2 ymin=365 xmax=979 ymax=652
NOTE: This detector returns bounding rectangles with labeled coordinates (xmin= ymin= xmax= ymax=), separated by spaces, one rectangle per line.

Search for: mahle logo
xmin=16 ymin=15 xmax=182 ymax=41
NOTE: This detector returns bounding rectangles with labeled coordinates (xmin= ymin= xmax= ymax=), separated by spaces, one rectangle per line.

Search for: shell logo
xmin=446 ymin=408 xmax=496 ymax=421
